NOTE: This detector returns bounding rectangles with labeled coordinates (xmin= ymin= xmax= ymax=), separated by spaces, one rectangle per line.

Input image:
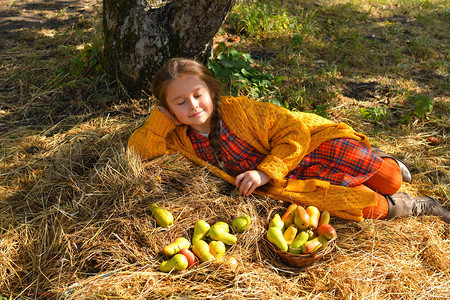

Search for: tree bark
xmin=103 ymin=0 xmax=236 ymax=94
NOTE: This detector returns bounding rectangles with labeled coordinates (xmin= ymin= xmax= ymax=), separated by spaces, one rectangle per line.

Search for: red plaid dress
xmin=187 ymin=122 xmax=383 ymax=187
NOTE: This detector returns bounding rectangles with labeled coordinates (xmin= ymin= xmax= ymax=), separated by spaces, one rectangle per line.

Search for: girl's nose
xmin=188 ymin=97 xmax=199 ymax=110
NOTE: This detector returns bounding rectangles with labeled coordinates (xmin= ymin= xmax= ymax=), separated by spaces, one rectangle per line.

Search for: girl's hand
xmin=235 ymin=170 xmax=270 ymax=196
xmin=159 ymin=106 xmax=182 ymax=126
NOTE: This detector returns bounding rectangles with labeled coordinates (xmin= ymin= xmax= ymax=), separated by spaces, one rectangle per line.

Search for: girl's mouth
xmin=190 ymin=111 xmax=203 ymax=117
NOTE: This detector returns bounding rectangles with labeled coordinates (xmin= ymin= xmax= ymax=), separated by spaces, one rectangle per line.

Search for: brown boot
xmin=371 ymin=146 xmax=412 ymax=183
xmin=386 ymin=192 xmax=450 ymax=223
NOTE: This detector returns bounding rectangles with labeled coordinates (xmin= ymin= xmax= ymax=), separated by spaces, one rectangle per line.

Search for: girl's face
xmin=165 ymin=74 xmax=214 ymax=134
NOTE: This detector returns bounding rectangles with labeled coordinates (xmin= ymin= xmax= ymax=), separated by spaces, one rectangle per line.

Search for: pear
xmin=267 ymin=226 xmax=288 ymax=252
xmin=318 ymin=211 xmax=330 ymax=227
xmin=209 ymin=224 xmax=237 ymax=245
xmin=209 ymin=240 xmax=226 ymax=259
xmin=163 ymin=237 xmax=191 ymax=256
xmin=213 ymin=221 xmax=230 ymax=233
xmin=301 ymin=237 xmax=323 ymax=254
xmin=283 ymin=224 xmax=298 ymax=245
xmin=178 ymin=248 xmax=198 ymax=269
xmin=192 ymin=220 xmax=210 ymax=242
xmin=281 ymin=204 xmax=298 ymax=227
xmin=288 ymin=230 xmax=309 ymax=254
xmin=159 ymin=253 xmax=188 ymax=272
xmin=231 ymin=215 xmax=251 ymax=233
xmin=306 ymin=228 xmax=316 ymax=240
xmin=192 ymin=239 xmax=215 ymax=262
xmin=294 ymin=206 xmax=310 ymax=230
xmin=149 ymin=203 xmax=173 ymax=228
xmin=317 ymin=224 xmax=337 ymax=240
xmin=306 ymin=206 xmax=320 ymax=230
xmin=269 ymin=213 xmax=285 ymax=231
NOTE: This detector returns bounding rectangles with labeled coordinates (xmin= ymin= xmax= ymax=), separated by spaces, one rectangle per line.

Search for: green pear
xmin=288 ymin=230 xmax=309 ymax=254
xmin=163 ymin=237 xmax=190 ymax=256
xmin=209 ymin=224 xmax=237 ymax=245
xmin=231 ymin=215 xmax=251 ymax=233
xmin=209 ymin=240 xmax=226 ymax=259
xmin=193 ymin=220 xmax=210 ymax=242
xmin=159 ymin=253 xmax=188 ymax=272
xmin=306 ymin=206 xmax=320 ymax=229
xmin=192 ymin=239 xmax=215 ymax=262
xmin=318 ymin=211 xmax=330 ymax=227
xmin=267 ymin=226 xmax=288 ymax=252
xmin=269 ymin=213 xmax=285 ymax=231
xmin=294 ymin=206 xmax=310 ymax=230
xmin=149 ymin=203 xmax=173 ymax=228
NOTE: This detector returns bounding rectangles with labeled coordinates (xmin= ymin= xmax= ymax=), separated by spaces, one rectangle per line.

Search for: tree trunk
xmin=103 ymin=0 xmax=236 ymax=94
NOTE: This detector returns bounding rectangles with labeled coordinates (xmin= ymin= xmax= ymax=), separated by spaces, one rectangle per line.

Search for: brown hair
xmin=151 ymin=58 xmax=224 ymax=166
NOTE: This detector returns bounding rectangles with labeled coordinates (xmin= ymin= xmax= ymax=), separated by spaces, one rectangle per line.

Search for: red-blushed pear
xmin=294 ymin=206 xmax=310 ymax=230
xmin=281 ymin=204 xmax=297 ymax=227
xmin=317 ymin=224 xmax=337 ymax=240
xmin=305 ymin=206 xmax=320 ymax=229
xmin=179 ymin=248 xmax=198 ymax=269
xmin=301 ymin=237 xmax=322 ymax=254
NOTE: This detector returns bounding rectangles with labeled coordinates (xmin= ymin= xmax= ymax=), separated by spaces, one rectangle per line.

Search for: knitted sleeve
xmin=127 ymin=108 xmax=177 ymax=160
xmin=239 ymin=98 xmax=312 ymax=183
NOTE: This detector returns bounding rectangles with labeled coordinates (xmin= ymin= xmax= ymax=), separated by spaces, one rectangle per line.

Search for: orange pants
xmin=355 ymin=158 xmax=402 ymax=219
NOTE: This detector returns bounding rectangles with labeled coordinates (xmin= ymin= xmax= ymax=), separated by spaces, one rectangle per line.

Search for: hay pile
xmin=0 ymin=117 xmax=449 ymax=299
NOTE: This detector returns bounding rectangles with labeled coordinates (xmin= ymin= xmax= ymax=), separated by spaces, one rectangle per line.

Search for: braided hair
xmin=151 ymin=58 xmax=224 ymax=167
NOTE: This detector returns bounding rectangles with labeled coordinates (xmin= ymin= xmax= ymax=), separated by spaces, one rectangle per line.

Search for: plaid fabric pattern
xmin=187 ymin=122 xmax=382 ymax=187
xmin=187 ymin=122 xmax=266 ymax=174
xmin=287 ymin=138 xmax=383 ymax=187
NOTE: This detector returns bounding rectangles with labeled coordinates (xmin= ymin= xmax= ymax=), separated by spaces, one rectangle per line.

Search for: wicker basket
xmin=265 ymin=206 xmax=337 ymax=268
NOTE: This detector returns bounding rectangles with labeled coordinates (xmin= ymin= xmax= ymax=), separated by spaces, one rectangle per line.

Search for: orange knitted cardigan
xmin=128 ymin=96 xmax=377 ymax=221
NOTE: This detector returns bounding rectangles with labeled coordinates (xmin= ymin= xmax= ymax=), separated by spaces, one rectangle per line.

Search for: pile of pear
xmin=267 ymin=204 xmax=337 ymax=255
xmin=158 ymin=214 xmax=251 ymax=273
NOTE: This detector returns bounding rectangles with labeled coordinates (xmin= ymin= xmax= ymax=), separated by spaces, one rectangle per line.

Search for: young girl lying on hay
xmin=128 ymin=58 xmax=449 ymax=223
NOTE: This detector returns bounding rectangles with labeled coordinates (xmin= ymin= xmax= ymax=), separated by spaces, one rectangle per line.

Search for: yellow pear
xmin=269 ymin=213 xmax=285 ymax=231
xmin=209 ymin=240 xmax=226 ymax=259
xmin=192 ymin=239 xmax=215 ymax=262
xmin=159 ymin=253 xmax=188 ymax=272
xmin=192 ymin=220 xmax=210 ymax=241
xmin=318 ymin=211 xmax=330 ymax=227
xmin=163 ymin=237 xmax=190 ymax=256
xmin=209 ymin=224 xmax=237 ymax=245
xmin=283 ymin=224 xmax=298 ymax=245
xmin=149 ymin=203 xmax=173 ymax=228
xmin=305 ymin=206 xmax=320 ymax=230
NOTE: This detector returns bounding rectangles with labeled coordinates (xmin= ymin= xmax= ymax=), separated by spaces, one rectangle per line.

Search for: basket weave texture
xmin=265 ymin=206 xmax=337 ymax=268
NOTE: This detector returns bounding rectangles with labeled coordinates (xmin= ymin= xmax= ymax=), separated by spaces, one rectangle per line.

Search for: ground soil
xmin=0 ymin=0 xmax=95 ymax=46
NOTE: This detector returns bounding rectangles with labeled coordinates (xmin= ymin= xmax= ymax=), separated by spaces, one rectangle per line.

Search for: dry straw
xmin=0 ymin=122 xmax=449 ymax=299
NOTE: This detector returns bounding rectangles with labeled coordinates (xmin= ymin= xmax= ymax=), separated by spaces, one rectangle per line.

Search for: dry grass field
xmin=0 ymin=0 xmax=449 ymax=299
